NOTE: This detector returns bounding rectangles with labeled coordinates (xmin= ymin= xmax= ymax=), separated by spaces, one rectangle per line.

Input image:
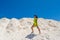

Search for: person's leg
xmin=37 ymin=26 xmax=41 ymax=33
xmin=31 ymin=25 xmax=34 ymax=33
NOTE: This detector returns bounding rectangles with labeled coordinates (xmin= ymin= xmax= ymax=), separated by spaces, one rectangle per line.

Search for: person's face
xmin=34 ymin=16 xmax=36 ymax=18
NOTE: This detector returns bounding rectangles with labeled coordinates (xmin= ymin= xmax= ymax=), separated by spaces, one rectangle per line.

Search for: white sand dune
xmin=0 ymin=18 xmax=60 ymax=40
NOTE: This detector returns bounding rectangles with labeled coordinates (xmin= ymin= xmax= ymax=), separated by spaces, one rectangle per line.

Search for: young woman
xmin=31 ymin=15 xmax=41 ymax=34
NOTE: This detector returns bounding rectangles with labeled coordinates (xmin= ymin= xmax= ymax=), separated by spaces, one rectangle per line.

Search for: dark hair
xmin=34 ymin=15 xmax=38 ymax=18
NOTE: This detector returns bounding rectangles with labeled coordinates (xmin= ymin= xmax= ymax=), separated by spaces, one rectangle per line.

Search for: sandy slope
xmin=0 ymin=18 xmax=60 ymax=40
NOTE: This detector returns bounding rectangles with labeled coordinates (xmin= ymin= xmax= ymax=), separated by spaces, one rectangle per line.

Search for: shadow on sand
xmin=25 ymin=33 xmax=37 ymax=39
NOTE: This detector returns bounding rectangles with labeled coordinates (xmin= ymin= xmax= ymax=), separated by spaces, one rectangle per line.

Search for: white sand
xmin=0 ymin=18 xmax=60 ymax=40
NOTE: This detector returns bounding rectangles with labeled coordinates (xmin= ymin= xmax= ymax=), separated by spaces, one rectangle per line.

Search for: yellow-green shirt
xmin=33 ymin=18 xmax=38 ymax=26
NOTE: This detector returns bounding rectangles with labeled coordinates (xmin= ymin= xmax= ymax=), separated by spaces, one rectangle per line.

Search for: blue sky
xmin=0 ymin=0 xmax=60 ymax=20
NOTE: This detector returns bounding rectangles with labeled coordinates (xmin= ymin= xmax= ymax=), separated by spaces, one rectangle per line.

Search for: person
xmin=31 ymin=15 xmax=41 ymax=34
